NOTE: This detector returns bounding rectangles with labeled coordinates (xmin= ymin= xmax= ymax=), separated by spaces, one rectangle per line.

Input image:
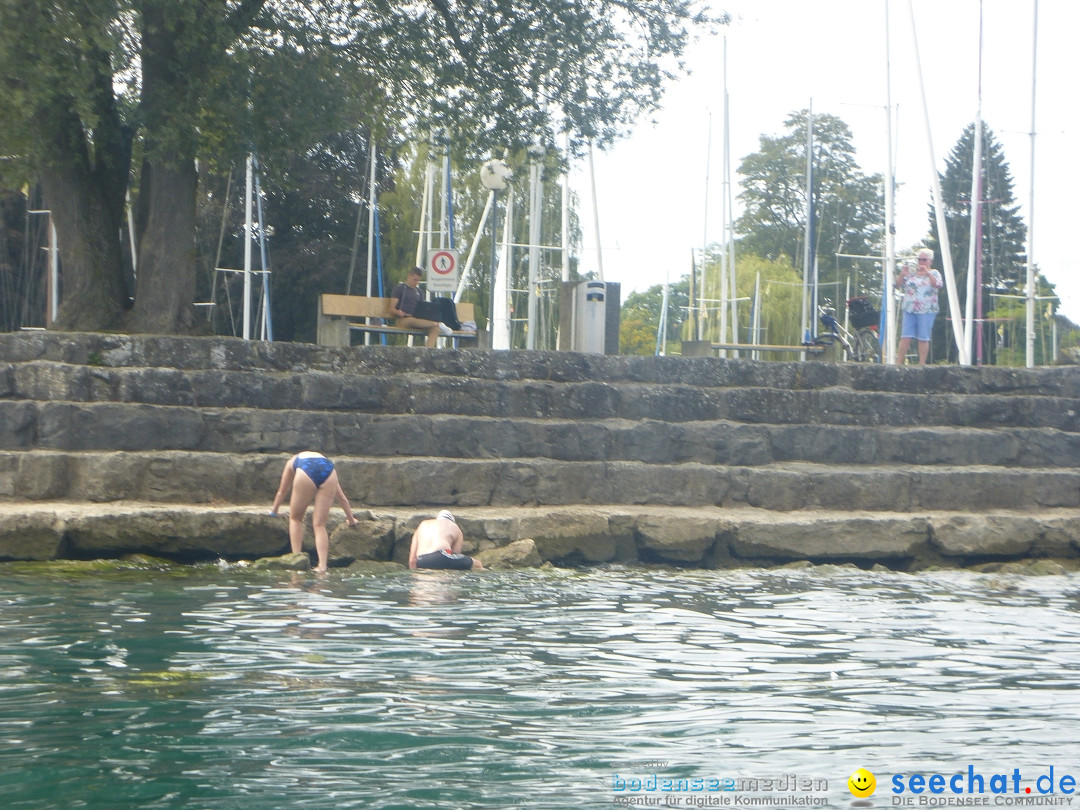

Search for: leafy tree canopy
xmin=620 ymin=276 xmax=689 ymax=355
xmin=0 ymin=0 xmax=718 ymax=333
xmin=734 ymin=109 xmax=884 ymax=295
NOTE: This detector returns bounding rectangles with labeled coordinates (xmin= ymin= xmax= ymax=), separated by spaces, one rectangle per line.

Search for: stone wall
xmin=2 ymin=331 xmax=1079 ymax=571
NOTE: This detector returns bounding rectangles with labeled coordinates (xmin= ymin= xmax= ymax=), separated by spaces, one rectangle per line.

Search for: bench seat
xmin=317 ymin=294 xmax=477 ymax=347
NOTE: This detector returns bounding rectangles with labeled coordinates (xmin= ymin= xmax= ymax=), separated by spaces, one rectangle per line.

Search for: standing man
xmin=388 ymin=267 xmax=441 ymax=347
xmin=895 ymin=247 xmax=944 ymax=365
xmin=408 ymin=510 xmax=483 ymax=570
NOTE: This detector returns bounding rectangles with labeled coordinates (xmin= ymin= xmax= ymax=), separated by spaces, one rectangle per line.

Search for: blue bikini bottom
xmin=294 ymin=456 xmax=335 ymax=488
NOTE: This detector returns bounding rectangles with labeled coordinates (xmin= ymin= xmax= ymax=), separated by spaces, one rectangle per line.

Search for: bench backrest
xmin=320 ymin=294 xmax=391 ymax=319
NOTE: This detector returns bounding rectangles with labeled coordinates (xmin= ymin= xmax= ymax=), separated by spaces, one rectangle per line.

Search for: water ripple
xmin=1 ymin=565 xmax=1079 ymax=808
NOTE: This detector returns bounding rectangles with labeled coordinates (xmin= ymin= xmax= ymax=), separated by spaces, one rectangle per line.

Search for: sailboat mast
xmin=909 ymin=0 xmax=969 ymax=364
xmin=1025 ymin=0 xmax=1039 ymax=367
xmin=800 ymin=102 xmax=813 ymax=352
xmin=701 ymin=110 xmax=712 ymax=344
xmin=883 ymin=0 xmax=897 ymax=364
xmin=242 ymin=154 xmax=253 ymax=341
xmin=964 ymin=1 xmax=984 ymax=362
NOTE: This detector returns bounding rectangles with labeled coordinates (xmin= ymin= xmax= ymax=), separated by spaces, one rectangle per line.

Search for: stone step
xmin=4 ymin=332 xmax=1080 ymax=397
xmin=5 ymin=364 xmax=1080 ymax=432
xmin=4 ymin=450 xmax=1078 ymax=512
xmin=3 ymin=401 xmax=1078 ymax=469
xmin=2 ymin=501 xmax=1078 ymax=571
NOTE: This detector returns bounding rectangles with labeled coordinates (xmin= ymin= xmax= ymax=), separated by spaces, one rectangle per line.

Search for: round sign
xmin=430 ymin=250 xmax=456 ymax=275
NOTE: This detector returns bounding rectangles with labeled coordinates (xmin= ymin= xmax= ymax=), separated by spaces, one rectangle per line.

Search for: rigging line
xmin=208 ymin=168 xmax=234 ymax=322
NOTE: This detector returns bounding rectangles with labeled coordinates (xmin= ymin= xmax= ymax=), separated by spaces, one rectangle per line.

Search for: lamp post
xmin=480 ymin=158 xmax=511 ymax=344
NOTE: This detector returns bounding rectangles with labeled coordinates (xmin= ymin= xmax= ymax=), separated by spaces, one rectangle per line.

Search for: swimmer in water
xmin=408 ymin=510 xmax=483 ymax=570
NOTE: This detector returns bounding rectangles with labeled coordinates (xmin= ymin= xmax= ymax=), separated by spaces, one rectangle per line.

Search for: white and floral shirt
xmin=897 ymin=266 xmax=943 ymax=314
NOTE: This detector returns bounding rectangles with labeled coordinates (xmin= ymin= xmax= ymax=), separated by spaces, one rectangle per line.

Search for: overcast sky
xmin=569 ymin=0 xmax=1080 ymax=323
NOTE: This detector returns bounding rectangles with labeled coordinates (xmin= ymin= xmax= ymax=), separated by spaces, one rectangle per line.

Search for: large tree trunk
xmin=128 ymin=154 xmax=199 ymax=334
xmin=37 ymin=100 xmax=129 ymax=332
xmin=124 ymin=2 xmax=218 ymax=335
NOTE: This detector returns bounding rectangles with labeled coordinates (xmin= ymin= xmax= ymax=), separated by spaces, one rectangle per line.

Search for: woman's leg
xmin=896 ymin=337 xmax=912 ymax=364
xmin=310 ymin=471 xmax=339 ymax=572
xmin=897 ymin=311 xmax=916 ymax=364
xmin=915 ymin=313 xmax=936 ymax=365
xmin=288 ymin=470 xmax=316 ymax=554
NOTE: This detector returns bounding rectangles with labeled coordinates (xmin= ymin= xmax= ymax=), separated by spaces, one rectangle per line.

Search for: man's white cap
xmin=437 ymin=510 xmax=455 ymax=523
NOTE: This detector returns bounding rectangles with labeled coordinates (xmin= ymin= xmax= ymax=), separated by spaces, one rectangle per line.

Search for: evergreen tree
xmin=927 ymin=123 xmax=1028 ymax=364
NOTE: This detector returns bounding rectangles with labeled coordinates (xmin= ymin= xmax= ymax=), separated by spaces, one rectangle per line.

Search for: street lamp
xmin=480 ymin=159 xmax=511 ymax=342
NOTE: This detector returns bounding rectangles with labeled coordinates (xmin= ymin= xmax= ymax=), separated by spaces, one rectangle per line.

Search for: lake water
xmin=2 ymin=562 xmax=1079 ymax=809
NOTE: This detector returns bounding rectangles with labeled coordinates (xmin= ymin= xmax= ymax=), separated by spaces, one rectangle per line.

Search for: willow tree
xmin=0 ymin=0 xmax=715 ymax=334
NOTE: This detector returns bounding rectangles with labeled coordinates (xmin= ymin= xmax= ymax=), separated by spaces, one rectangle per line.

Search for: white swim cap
xmin=437 ymin=510 xmax=455 ymax=523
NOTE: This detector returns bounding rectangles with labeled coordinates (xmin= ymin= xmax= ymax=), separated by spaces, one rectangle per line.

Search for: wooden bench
xmin=317 ymin=294 xmax=478 ymax=347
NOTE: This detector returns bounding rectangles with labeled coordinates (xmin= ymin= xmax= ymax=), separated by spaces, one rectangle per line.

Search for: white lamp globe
xmin=480 ymin=158 xmax=512 ymax=190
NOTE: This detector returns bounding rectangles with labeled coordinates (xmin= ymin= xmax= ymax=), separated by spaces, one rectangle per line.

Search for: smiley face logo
xmin=848 ymin=768 xmax=876 ymax=798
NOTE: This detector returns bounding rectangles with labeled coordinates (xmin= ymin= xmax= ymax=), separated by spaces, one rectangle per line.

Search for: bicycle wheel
xmin=853 ymin=328 xmax=881 ymax=363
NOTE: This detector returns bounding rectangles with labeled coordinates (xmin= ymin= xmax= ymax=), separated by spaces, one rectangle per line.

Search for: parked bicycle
xmin=806 ymin=296 xmax=881 ymax=362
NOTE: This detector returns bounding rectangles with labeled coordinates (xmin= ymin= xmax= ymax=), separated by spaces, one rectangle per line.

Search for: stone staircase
xmin=2 ymin=331 xmax=1078 ymax=570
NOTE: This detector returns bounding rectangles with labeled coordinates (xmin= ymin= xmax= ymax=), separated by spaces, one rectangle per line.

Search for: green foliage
xmin=986 ymin=293 xmax=1056 ymax=367
xmin=0 ymin=0 xmax=716 ymax=334
xmin=620 ymin=278 xmax=689 ymax=355
xmin=621 ymin=252 xmax=805 ymax=357
xmin=734 ymin=109 xmax=884 ymax=296
xmin=695 ymin=251 xmax=804 ymax=348
xmin=926 ymin=123 xmax=1030 ymax=364
xmin=376 ymin=142 xmax=582 ymax=346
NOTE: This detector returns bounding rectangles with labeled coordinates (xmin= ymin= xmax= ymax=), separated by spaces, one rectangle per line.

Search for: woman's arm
xmin=269 ymin=455 xmax=297 ymax=514
xmin=335 ymin=482 xmax=358 ymax=525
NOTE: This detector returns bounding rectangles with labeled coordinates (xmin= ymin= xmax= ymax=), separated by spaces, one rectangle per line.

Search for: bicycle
xmin=805 ymin=296 xmax=881 ymax=362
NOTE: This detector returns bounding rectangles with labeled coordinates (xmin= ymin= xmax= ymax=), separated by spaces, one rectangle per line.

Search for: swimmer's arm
xmin=448 ymin=526 xmax=464 ymax=554
xmin=408 ymin=532 xmax=419 ymax=569
xmin=269 ymin=455 xmax=297 ymax=515
xmin=335 ymin=482 xmax=358 ymax=526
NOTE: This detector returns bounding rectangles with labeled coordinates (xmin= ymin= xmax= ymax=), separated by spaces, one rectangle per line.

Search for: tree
xmin=694 ymin=251 xmax=804 ymax=349
xmin=734 ymin=110 xmax=884 ymax=296
xmin=926 ymin=123 xmax=1028 ymax=364
xmin=620 ymin=278 xmax=689 ymax=355
xmin=0 ymin=1 xmax=715 ymax=334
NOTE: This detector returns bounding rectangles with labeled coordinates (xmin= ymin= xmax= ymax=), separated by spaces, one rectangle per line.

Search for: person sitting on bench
xmin=389 ymin=267 xmax=441 ymax=347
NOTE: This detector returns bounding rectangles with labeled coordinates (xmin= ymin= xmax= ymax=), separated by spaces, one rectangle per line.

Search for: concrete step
xmin=3 ymin=401 xmax=1078 ymax=468
xmin=2 ymin=500 xmax=1078 ymax=571
xmin=4 ymin=332 xmax=1080 ymax=397
xmin=4 ymin=450 xmax=1078 ymax=512
xmin=5 ymin=363 xmax=1080 ymax=431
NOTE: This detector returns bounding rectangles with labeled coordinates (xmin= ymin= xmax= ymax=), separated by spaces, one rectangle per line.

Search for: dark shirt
xmin=391 ymin=282 xmax=422 ymax=317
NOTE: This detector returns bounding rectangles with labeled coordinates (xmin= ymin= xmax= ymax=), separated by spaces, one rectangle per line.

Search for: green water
xmin=2 ymin=562 xmax=1079 ymax=809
